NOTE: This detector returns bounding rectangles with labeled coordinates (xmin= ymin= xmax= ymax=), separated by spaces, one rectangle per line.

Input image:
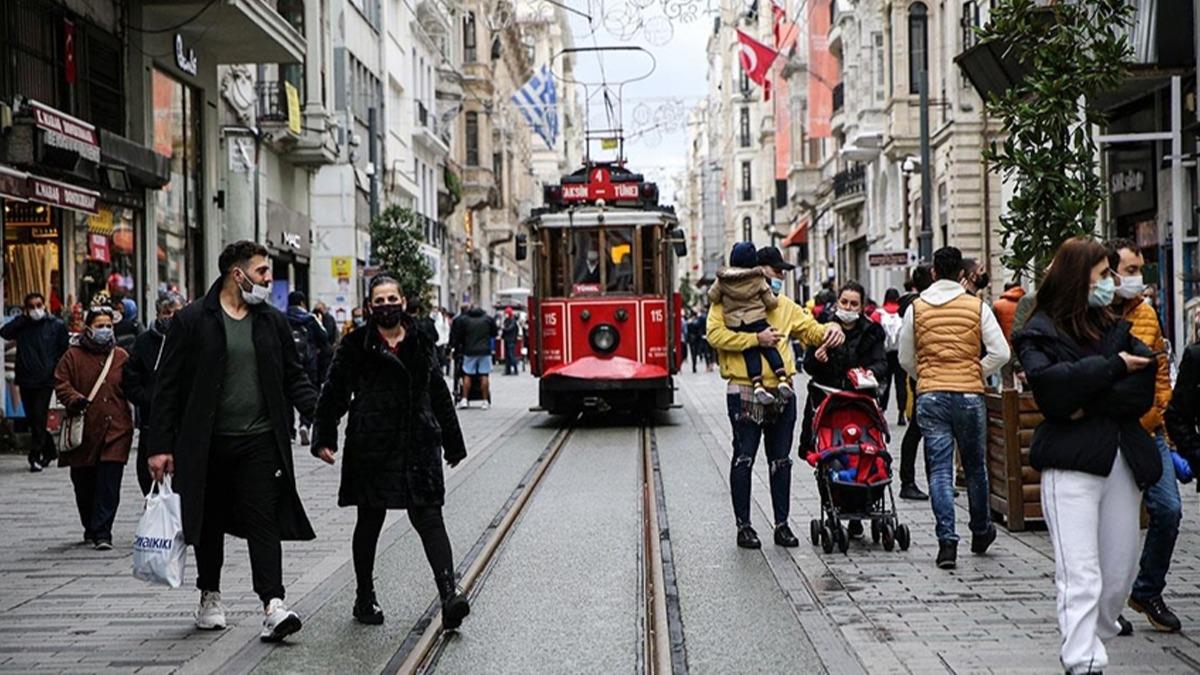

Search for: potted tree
xmin=974 ymin=0 xmax=1132 ymax=530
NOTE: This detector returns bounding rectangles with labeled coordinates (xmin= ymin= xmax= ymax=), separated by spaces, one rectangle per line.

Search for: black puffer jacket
xmin=804 ymin=316 xmax=888 ymax=392
xmin=1165 ymin=342 xmax=1200 ymax=472
xmin=1013 ymin=311 xmax=1160 ymax=489
xmin=312 ymin=324 xmax=466 ymax=509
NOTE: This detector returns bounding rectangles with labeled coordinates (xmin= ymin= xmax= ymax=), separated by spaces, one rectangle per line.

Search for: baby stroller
xmin=806 ymin=388 xmax=910 ymax=554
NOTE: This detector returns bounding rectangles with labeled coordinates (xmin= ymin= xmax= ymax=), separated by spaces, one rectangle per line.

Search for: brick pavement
xmin=678 ymin=368 xmax=1200 ymax=673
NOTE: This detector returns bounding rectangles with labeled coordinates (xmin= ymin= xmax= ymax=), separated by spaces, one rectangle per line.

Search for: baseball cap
xmin=756 ymin=246 xmax=796 ymax=271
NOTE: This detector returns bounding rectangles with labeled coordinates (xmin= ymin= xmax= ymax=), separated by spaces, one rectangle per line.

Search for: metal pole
xmin=368 ymin=106 xmax=380 ymax=222
xmin=918 ymin=70 xmax=933 ymax=261
xmin=1171 ymin=75 xmax=1185 ymax=354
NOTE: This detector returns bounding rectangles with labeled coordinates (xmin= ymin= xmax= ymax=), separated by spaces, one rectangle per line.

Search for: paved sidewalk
xmin=677 ymin=368 xmax=1200 ymax=673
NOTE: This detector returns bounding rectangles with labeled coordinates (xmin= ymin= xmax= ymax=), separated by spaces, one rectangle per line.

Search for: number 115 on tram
xmin=514 ymin=163 xmax=688 ymax=415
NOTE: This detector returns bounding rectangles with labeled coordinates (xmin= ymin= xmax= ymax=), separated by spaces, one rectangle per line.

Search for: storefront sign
xmin=868 ymin=250 xmax=915 ymax=268
xmin=266 ymin=199 xmax=312 ymax=259
xmin=88 ymin=232 xmax=110 ymax=263
xmin=30 ymin=100 xmax=99 ymax=162
xmin=1109 ymin=146 xmax=1155 ymax=218
xmin=285 ymin=82 xmax=302 ymax=134
xmin=331 ymin=256 xmax=353 ymax=279
xmin=28 ymin=175 xmax=99 ymax=215
xmin=174 ymin=34 xmax=198 ymax=76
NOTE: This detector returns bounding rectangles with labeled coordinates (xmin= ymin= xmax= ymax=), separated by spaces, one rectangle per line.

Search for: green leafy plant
xmin=679 ymin=272 xmax=698 ymax=310
xmin=980 ymin=0 xmax=1132 ymax=278
xmin=369 ymin=205 xmax=433 ymax=303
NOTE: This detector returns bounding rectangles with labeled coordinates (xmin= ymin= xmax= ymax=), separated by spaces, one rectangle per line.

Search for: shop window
xmin=152 ymin=68 xmax=203 ymax=301
xmin=908 ymin=2 xmax=928 ymax=95
xmin=70 ymin=206 xmax=137 ymax=316
xmin=4 ymin=201 xmax=61 ymax=317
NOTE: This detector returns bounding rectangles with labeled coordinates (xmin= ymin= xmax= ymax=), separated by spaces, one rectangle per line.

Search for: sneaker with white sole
xmin=481 ymin=401 xmax=491 ymax=410
xmin=260 ymin=598 xmax=302 ymax=642
xmin=194 ymin=591 xmax=227 ymax=630
xmin=457 ymin=399 xmax=469 ymax=409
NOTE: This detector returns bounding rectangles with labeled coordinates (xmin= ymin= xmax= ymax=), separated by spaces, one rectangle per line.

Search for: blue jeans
xmin=916 ymin=392 xmax=992 ymax=543
xmin=1131 ymin=432 xmax=1182 ymax=602
xmin=727 ymin=394 xmax=796 ymax=528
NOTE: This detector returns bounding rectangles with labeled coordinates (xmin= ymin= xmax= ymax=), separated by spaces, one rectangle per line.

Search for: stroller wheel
xmin=820 ymin=525 xmax=834 ymax=554
xmin=896 ymin=524 xmax=911 ymax=551
xmin=870 ymin=519 xmax=881 ymax=544
xmin=835 ymin=527 xmax=849 ymax=554
xmin=810 ymin=519 xmax=821 ymax=546
xmin=881 ymin=523 xmax=896 ymax=552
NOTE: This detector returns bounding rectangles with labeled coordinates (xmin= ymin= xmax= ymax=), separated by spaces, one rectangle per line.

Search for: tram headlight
xmin=590 ymin=324 xmax=620 ymax=354
xmin=615 ymin=308 xmax=629 ymax=322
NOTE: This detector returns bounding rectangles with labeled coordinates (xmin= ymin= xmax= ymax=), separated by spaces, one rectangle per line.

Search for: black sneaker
xmin=936 ymin=540 xmax=957 ymax=569
xmin=1128 ymin=595 xmax=1182 ymax=633
xmin=737 ymin=526 xmax=762 ymax=549
xmin=773 ymin=524 xmax=799 ymax=547
xmin=970 ymin=526 xmax=997 ymax=555
xmin=897 ymin=415 xmax=907 ymax=427
xmin=847 ymin=520 xmax=864 ymax=540
xmin=27 ymin=458 xmax=42 ymax=473
xmin=353 ymin=591 xmax=384 ymax=625
xmin=899 ymin=483 xmax=929 ymax=500
xmin=1116 ymin=614 xmax=1133 ymax=636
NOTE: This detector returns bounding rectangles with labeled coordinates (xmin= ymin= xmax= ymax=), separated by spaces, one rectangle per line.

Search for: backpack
xmin=880 ymin=310 xmax=903 ymax=352
xmin=291 ymin=323 xmax=314 ymax=367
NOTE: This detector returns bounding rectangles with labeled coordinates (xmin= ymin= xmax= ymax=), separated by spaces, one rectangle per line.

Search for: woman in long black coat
xmin=313 ymin=275 xmax=469 ymax=628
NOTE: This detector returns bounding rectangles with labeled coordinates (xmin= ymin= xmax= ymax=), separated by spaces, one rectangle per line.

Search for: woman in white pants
xmin=1013 ymin=237 xmax=1160 ymax=675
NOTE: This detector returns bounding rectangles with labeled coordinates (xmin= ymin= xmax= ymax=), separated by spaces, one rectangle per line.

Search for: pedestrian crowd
xmin=704 ymin=236 xmax=1194 ymax=675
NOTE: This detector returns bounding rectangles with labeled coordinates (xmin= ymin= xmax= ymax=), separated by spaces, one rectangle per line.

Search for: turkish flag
xmin=736 ymin=29 xmax=778 ymax=100
xmin=64 ymin=19 xmax=76 ymax=85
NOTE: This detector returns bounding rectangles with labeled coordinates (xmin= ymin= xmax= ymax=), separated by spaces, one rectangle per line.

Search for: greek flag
xmin=512 ymin=64 xmax=558 ymax=149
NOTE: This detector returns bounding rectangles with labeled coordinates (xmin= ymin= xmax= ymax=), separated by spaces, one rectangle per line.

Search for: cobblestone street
xmin=2 ymin=371 xmax=1200 ymax=673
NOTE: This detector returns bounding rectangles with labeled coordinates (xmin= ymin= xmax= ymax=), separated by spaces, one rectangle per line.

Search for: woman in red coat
xmin=54 ymin=303 xmax=133 ymax=550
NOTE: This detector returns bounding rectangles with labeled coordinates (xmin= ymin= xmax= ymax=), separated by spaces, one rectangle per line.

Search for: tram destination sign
xmin=868 ymin=250 xmax=916 ymax=268
xmin=560 ymin=167 xmax=641 ymax=203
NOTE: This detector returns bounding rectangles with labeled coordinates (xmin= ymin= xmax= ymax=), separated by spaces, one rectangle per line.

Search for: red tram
xmin=516 ymin=162 xmax=687 ymax=415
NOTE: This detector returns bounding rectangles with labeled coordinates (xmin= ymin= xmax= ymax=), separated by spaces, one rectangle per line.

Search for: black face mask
xmin=974 ymin=273 xmax=990 ymax=289
xmin=371 ymin=304 xmax=406 ymax=328
xmin=154 ymin=317 xmax=172 ymax=334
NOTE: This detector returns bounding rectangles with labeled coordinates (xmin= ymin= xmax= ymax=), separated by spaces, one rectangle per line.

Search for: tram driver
xmin=576 ymin=249 xmax=601 ymax=284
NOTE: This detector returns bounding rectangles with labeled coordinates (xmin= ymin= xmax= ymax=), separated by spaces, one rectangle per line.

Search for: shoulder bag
xmin=58 ymin=350 xmax=115 ymax=455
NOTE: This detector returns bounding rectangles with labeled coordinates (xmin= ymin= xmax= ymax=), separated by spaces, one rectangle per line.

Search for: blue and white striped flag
xmin=511 ymin=64 xmax=558 ymax=149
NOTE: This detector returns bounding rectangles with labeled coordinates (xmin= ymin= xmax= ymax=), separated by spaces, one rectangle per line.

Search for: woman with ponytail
xmin=312 ymin=275 xmax=470 ymax=629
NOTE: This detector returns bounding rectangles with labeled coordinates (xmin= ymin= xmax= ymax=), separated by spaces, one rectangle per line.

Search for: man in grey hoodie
xmin=899 ymin=246 xmax=1009 ymax=570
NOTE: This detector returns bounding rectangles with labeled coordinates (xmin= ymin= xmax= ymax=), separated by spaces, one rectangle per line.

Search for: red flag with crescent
xmin=736 ymin=29 xmax=778 ymax=100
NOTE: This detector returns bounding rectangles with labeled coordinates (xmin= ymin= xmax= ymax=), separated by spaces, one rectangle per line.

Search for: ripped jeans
xmin=727 ymin=393 xmax=796 ymax=528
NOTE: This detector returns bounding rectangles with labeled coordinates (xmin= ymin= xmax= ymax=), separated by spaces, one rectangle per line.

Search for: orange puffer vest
xmin=913 ymin=294 xmax=985 ymax=394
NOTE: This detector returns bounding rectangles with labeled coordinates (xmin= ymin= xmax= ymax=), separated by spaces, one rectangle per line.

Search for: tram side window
xmin=544 ymin=229 xmax=567 ymax=296
xmin=606 ymin=228 xmax=635 ymax=293
xmin=640 ymin=226 xmax=662 ymax=295
xmin=572 ymin=230 xmax=602 ymax=293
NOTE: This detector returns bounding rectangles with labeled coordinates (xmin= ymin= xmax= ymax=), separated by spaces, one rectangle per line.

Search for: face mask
xmin=1114 ymin=273 xmax=1145 ymax=300
xmin=835 ymin=308 xmax=860 ymax=324
xmin=112 ymin=311 xmax=124 ymax=324
xmin=973 ymin=273 xmax=990 ymax=289
xmin=372 ymin=304 xmax=406 ymax=329
xmin=154 ymin=317 xmax=171 ymax=334
xmin=353 ymin=317 xmax=366 ymax=328
xmin=769 ymin=278 xmax=783 ymax=294
xmin=28 ymin=308 xmax=45 ymax=321
xmin=237 ymin=269 xmax=270 ymax=305
xmin=1088 ymin=276 xmax=1116 ymax=308
xmin=88 ymin=326 xmax=114 ymax=345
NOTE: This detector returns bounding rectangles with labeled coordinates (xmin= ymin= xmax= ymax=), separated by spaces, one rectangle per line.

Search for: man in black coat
xmin=148 ymin=241 xmax=318 ymax=643
xmin=123 ymin=292 xmax=184 ymax=495
xmin=0 ymin=292 xmax=69 ymax=471
xmin=286 ymin=291 xmax=330 ymax=445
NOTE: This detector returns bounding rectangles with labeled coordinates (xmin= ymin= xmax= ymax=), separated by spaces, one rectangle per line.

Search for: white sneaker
xmin=260 ymin=598 xmax=302 ymax=642
xmin=481 ymin=401 xmax=491 ymax=410
xmin=457 ymin=399 xmax=469 ymax=409
xmin=194 ymin=591 xmax=227 ymax=630
xmin=298 ymin=426 xmax=311 ymax=446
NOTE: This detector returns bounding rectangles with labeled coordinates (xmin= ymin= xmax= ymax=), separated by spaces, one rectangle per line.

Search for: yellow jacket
xmin=706 ymin=294 xmax=828 ymax=387
xmin=1122 ymin=300 xmax=1171 ymax=435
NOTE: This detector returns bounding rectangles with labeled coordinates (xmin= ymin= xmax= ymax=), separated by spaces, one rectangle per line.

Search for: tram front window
xmin=572 ymin=231 xmax=602 ymax=291
xmin=568 ymin=228 xmax=638 ymax=295
xmin=606 ymin=228 xmax=635 ymax=293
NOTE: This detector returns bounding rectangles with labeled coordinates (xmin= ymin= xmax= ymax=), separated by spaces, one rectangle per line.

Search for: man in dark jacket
xmin=895 ymin=266 xmax=932 ymax=501
xmin=312 ymin=301 xmax=340 ymax=347
xmin=501 ymin=307 xmax=519 ymax=375
xmin=0 ymin=292 xmax=69 ymax=471
xmin=453 ymin=305 xmax=497 ymax=409
xmin=286 ymin=291 xmax=330 ymax=445
xmin=123 ymin=292 xmax=184 ymax=495
xmin=148 ymin=241 xmax=318 ymax=643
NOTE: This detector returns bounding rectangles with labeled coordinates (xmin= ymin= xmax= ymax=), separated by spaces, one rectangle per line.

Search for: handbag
xmin=58 ymin=349 xmax=115 ymax=455
xmin=847 ymin=367 xmax=878 ymax=390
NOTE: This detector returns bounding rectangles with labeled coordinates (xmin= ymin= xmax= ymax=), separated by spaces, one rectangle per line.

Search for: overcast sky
xmin=563 ymin=0 xmax=716 ymax=193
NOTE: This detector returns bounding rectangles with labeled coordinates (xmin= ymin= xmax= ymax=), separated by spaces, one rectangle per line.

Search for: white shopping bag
xmin=132 ymin=476 xmax=187 ymax=588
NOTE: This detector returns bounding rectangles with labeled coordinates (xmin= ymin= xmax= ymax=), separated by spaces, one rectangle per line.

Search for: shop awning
xmin=142 ymin=0 xmax=305 ymax=64
xmin=0 ymin=164 xmax=29 ymax=201
xmin=28 ymin=174 xmax=99 ymax=215
xmin=781 ymin=219 xmax=809 ymax=247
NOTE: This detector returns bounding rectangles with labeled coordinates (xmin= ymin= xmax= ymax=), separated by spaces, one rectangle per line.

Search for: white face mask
xmin=28 ymin=308 xmax=45 ymax=321
xmin=237 ymin=269 xmax=271 ymax=305
xmin=1114 ymin=273 xmax=1145 ymax=300
xmin=835 ymin=308 xmax=860 ymax=324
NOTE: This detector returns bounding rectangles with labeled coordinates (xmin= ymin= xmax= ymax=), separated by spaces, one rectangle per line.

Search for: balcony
xmin=414 ymin=101 xmax=450 ymax=154
xmin=463 ymin=165 xmax=497 ymax=210
xmin=832 ymin=165 xmax=865 ymax=211
xmin=142 ymin=0 xmax=304 ymax=64
xmin=417 ymin=0 xmax=452 ymax=38
xmin=255 ymin=80 xmax=338 ymax=166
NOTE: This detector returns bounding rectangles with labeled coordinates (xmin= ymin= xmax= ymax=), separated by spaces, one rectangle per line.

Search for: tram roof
xmin=526 ymin=206 xmax=679 ymax=229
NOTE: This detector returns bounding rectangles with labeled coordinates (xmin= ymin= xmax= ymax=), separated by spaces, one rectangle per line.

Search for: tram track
xmin=384 ymin=419 xmax=687 ymax=675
